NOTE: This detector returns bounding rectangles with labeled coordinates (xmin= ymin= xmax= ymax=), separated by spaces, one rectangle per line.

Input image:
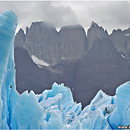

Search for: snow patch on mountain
xmin=124 ymin=34 xmax=130 ymax=36
xmin=121 ymin=54 xmax=126 ymax=59
xmin=31 ymin=55 xmax=49 ymax=67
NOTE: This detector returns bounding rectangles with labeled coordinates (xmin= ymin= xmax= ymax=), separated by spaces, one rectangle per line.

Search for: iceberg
xmin=1 ymin=10 xmax=130 ymax=130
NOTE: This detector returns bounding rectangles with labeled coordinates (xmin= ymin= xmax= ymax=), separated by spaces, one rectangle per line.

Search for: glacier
xmin=0 ymin=10 xmax=130 ymax=129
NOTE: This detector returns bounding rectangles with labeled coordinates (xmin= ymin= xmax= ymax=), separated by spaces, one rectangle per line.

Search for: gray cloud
xmin=0 ymin=1 xmax=130 ymax=34
xmin=86 ymin=1 xmax=130 ymax=32
xmin=0 ymin=1 xmax=78 ymax=33
xmin=61 ymin=1 xmax=130 ymax=33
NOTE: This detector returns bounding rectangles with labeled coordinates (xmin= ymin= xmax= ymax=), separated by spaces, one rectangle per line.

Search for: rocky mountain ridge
xmin=14 ymin=21 xmax=130 ymax=107
xmin=15 ymin=22 xmax=87 ymax=65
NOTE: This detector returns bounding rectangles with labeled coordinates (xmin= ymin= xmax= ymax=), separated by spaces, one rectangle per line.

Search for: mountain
xmin=74 ymin=38 xmax=130 ymax=106
xmin=15 ymin=22 xmax=87 ymax=65
xmin=87 ymin=21 xmax=108 ymax=50
xmin=73 ymin=23 xmax=130 ymax=106
xmin=15 ymin=47 xmax=79 ymax=94
xmin=110 ymin=28 xmax=130 ymax=58
xmin=14 ymin=21 xmax=130 ymax=107
xmin=14 ymin=47 xmax=53 ymax=93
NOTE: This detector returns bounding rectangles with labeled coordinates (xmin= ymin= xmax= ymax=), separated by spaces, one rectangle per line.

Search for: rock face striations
xmin=87 ymin=21 xmax=108 ymax=50
xmin=110 ymin=28 xmax=130 ymax=58
xmin=71 ymin=23 xmax=130 ymax=106
xmin=14 ymin=21 xmax=130 ymax=107
xmin=15 ymin=22 xmax=87 ymax=65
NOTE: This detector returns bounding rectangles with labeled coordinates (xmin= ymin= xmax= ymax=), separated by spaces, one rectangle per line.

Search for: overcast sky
xmin=0 ymin=1 xmax=130 ymax=34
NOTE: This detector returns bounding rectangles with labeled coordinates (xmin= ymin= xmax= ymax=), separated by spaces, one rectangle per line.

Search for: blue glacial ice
xmin=0 ymin=10 xmax=130 ymax=129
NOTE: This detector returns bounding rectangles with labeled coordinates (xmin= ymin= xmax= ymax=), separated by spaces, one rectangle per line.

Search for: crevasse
xmin=0 ymin=10 xmax=130 ymax=130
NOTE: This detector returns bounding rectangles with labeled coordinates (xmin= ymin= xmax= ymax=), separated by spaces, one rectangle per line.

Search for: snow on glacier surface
xmin=1 ymin=10 xmax=130 ymax=129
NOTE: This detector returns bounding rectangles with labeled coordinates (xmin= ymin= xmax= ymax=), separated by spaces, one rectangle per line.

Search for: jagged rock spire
xmin=87 ymin=21 xmax=108 ymax=50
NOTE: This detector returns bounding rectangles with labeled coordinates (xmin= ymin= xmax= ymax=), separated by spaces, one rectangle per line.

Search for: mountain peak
xmin=87 ymin=22 xmax=108 ymax=50
xmin=61 ymin=24 xmax=83 ymax=30
xmin=30 ymin=21 xmax=56 ymax=30
xmin=18 ymin=28 xmax=25 ymax=34
xmin=15 ymin=28 xmax=25 ymax=48
xmin=26 ymin=27 xmax=29 ymax=34
xmin=91 ymin=21 xmax=99 ymax=27
xmin=59 ymin=24 xmax=84 ymax=33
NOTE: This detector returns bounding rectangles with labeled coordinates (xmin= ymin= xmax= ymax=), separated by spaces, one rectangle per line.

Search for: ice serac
xmin=0 ymin=10 xmax=17 ymax=129
xmin=108 ymin=81 xmax=130 ymax=129
xmin=9 ymin=80 xmax=130 ymax=130
xmin=10 ymin=91 xmax=45 ymax=129
xmin=87 ymin=21 xmax=108 ymax=50
xmin=0 ymin=10 xmax=49 ymax=129
xmin=116 ymin=82 xmax=130 ymax=125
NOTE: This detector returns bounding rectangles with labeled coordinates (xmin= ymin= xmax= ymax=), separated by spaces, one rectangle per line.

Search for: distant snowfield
xmin=31 ymin=55 xmax=49 ymax=67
